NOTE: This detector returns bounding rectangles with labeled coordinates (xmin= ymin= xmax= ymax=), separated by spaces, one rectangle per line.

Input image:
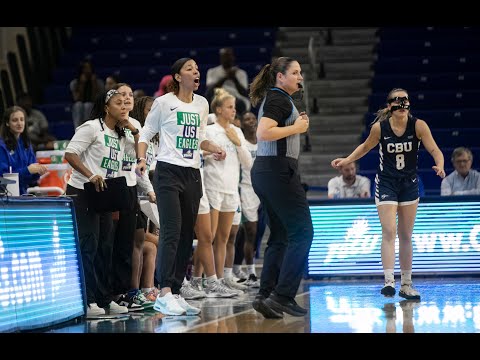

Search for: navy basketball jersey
xmin=377 ymin=116 xmax=420 ymax=178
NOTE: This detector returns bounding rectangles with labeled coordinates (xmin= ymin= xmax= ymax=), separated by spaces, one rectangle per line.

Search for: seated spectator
xmin=153 ymin=75 xmax=173 ymax=98
xmin=0 ymin=106 xmax=48 ymax=194
xmin=328 ymin=160 xmax=371 ymax=198
xmin=441 ymin=147 xmax=480 ymax=195
xmin=105 ymin=74 xmax=120 ymax=91
xmin=70 ymin=60 xmax=105 ymax=129
xmin=205 ymin=47 xmax=251 ymax=116
xmin=133 ymin=89 xmax=146 ymax=98
xmin=16 ymin=92 xmax=56 ymax=150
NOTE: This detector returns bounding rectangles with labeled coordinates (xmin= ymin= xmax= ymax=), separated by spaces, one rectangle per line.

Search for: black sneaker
xmin=265 ymin=293 xmax=308 ymax=317
xmin=381 ymin=282 xmax=396 ymax=297
xmin=252 ymin=294 xmax=283 ymax=319
xmin=116 ymin=294 xmax=144 ymax=312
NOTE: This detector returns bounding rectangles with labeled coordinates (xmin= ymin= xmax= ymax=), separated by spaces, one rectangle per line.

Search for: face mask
xmin=388 ymin=96 xmax=410 ymax=111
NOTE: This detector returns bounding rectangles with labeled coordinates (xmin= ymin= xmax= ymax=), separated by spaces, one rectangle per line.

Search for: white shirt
xmin=328 ymin=175 xmax=371 ymax=198
xmin=239 ymin=140 xmax=257 ymax=188
xmin=203 ymin=123 xmax=252 ymax=194
xmin=66 ymin=119 xmax=126 ymax=190
xmin=119 ymin=116 xmax=154 ymax=192
xmin=441 ymin=169 xmax=480 ymax=195
xmin=139 ymin=92 xmax=208 ymax=169
xmin=206 ymin=65 xmax=251 ymax=112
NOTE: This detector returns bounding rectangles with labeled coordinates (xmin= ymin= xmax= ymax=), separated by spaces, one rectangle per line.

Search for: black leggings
xmin=154 ymin=161 xmax=202 ymax=293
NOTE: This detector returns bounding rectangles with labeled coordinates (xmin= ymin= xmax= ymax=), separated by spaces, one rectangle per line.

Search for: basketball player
xmin=331 ymin=88 xmax=445 ymax=301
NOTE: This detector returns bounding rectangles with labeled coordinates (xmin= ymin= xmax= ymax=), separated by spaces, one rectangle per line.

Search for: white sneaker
xmin=399 ymin=282 xmax=421 ymax=300
xmin=204 ymin=279 xmax=236 ymax=298
xmin=173 ymin=294 xmax=201 ymax=315
xmin=245 ymin=274 xmax=260 ymax=288
xmin=153 ymin=292 xmax=186 ymax=315
xmin=86 ymin=303 xmax=106 ymax=317
xmin=106 ymin=301 xmax=129 ymax=314
xmin=233 ymin=269 xmax=249 ymax=283
xmin=224 ymin=276 xmax=248 ymax=291
xmin=180 ymin=280 xmax=206 ymax=300
xmin=221 ymin=278 xmax=244 ymax=295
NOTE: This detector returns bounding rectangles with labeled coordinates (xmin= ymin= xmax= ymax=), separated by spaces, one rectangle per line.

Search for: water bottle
xmin=333 ymin=188 xmax=340 ymax=199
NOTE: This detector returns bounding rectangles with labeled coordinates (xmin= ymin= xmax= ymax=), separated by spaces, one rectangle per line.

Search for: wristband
xmin=137 ymin=157 xmax=147 ymax=164
xmin=131 ymin=128 xmax=139 ymax=136
xmin=88 ymin=174 xmax=96 ymax=181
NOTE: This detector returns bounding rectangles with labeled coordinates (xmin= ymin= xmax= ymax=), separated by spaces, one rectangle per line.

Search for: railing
xmin=308 ymin=35 xmax=316 ymax=83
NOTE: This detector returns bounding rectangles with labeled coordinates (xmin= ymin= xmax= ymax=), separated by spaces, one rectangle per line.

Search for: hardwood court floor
xmin=41 ymin=277 xmax=480 ymax=333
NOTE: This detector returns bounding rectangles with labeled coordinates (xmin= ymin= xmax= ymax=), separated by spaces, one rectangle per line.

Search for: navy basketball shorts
xmin=375 ymin=175 xmax=419 ymax=206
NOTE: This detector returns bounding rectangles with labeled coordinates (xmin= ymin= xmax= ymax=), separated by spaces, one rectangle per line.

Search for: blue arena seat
xmin=373 ymin=55 xmax=480 ymax=74
xmin=52 ymin=61 xmax=264 ymax=91
xmin=69 ymin=28 xmax=276 ymax=51
xmin=371 ymin=72 xmax=480 ymax=92
xmin=39 ymin=26 xmax=277 ymax=140
xmin=37 ymin=103 xmax=72 ymax=123
xmin=43 ymin=84 xmax=71 ymax=103
xmin=364 ymin=109 xmax=480 ymax=129
xmin=58 ymin=46 xmax=272 ymax=69
xmin=377 ymin=27 xmax=480 ymax=41
xmin=50 ymin=121 xmax=75 ymax=140
xmin=368 ymin=90 xmax=480 ymax=112
xmin=375 ymin=39 xmax=480 ymax=57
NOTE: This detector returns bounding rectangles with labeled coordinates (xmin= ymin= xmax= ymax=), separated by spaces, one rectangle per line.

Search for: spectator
xmin=105 ymin=74 xmax=120 ymax=91
xmin=0 ymin=106 xmax=48 ymax=194
xmin=327 ymin=160 xmax=371 ymax=198
xmin=154 ymin=75 xmax=173 ymax=98
xmin=133 ymin=89 xmax=146 ymax=99
xmin=70 ymin=60 xmax=105 ymax=129
xmin=205 ymin=47 xmax=251 ymax=116
xmin=16 ymin=92 xmax=55 ymax=150
xmin=441 ymin=147 xmax=480 ymax=195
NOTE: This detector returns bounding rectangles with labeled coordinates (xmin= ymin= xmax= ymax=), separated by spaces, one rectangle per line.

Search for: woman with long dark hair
xmin=136 ymin=57 xmax=226 ymax=316
xmin=0 ymin=106 xmax=47 ymax=194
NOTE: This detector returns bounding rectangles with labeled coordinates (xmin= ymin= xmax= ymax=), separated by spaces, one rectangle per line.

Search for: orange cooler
xmin=36 ymin=150 xmax=71 ymax=195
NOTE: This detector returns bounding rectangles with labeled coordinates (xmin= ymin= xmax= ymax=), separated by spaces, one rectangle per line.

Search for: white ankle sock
xmin=246 ymin=264 xmax=256 ymax=276
xmin=384 ymin=269 xmax=395 ymax=284
xmin=224 ymin=268 xmax=233 ymax=279
xmin=205 ymin=275 xmax=217 ymax=285
xmin=401 ymin=270 xmax=412 ymax=285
